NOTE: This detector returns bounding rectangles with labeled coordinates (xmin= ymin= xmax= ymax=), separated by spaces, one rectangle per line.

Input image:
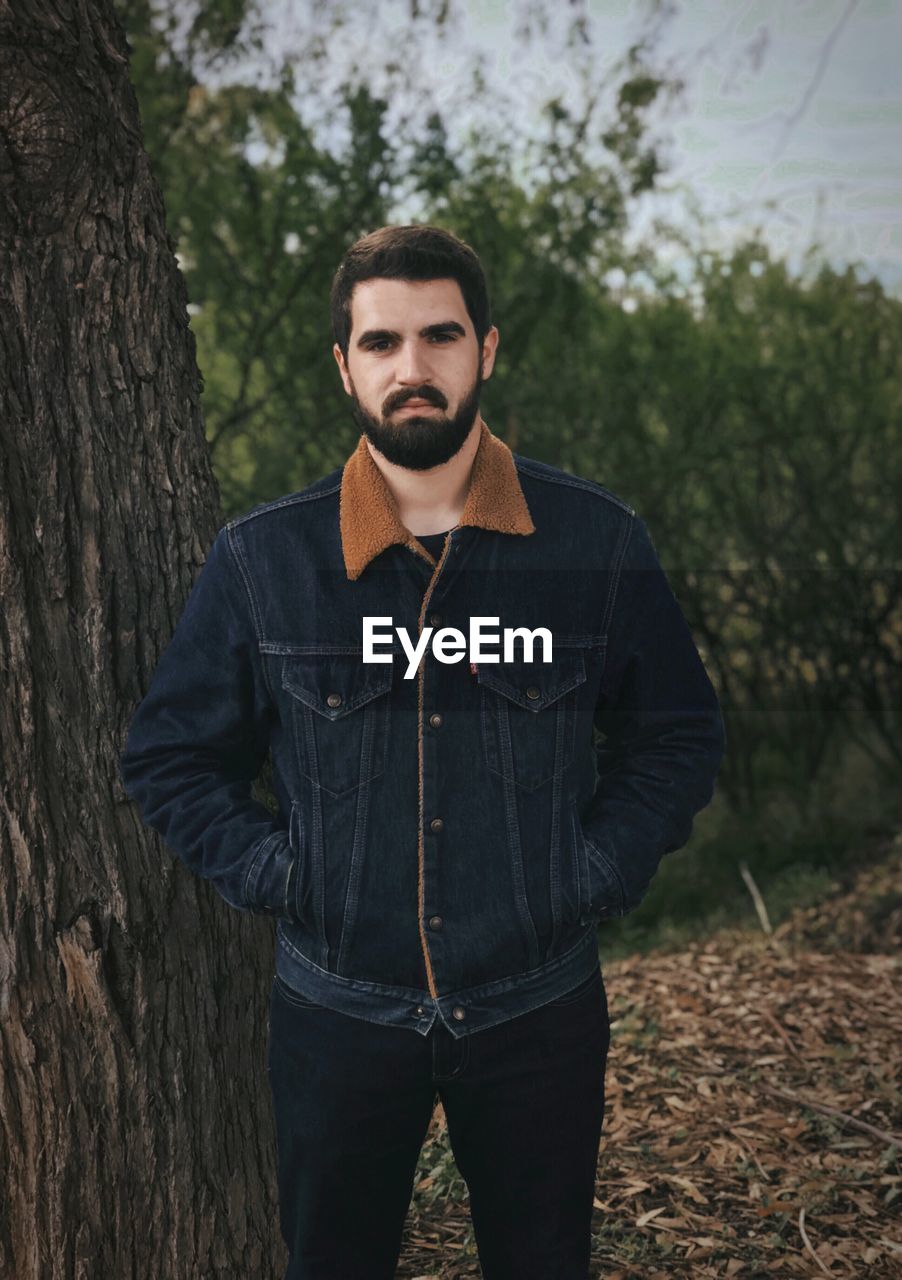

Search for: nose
xmin=394 ymin=338 xmax=434 ymax=386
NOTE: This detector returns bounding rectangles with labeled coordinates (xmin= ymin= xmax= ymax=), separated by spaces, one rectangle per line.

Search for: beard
xmin=348 ymin=366 xmax=483 ymax=471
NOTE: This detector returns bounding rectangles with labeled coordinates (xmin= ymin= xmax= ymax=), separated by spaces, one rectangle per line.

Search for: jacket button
xmin=326 ymin=692 xmax=342 ymax=708
xmin=429 ymin=712 xmax=443 ymax=729
xmin=452 ymin=1006 xmax=466 ymax=1020
xmin=526 ymin=686 xmax=541 ymax=700
xmin=428 ymin=915 xmax=443 ymax=930
xmin=430 ymin=817 xmax=444 ymax=833
xmin=429 ymin=612 xmax=442 ymax=626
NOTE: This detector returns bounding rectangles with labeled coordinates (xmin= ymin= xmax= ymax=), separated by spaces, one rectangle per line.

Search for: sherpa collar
xmin=339 ymin=414 xmax=536 ymax=581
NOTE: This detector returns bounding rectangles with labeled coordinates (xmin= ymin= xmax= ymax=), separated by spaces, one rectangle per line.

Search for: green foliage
xmin=120 ymin=0 xmax=902 ymax=920
xmin=122 ymin=0 xmax=677 ymax=511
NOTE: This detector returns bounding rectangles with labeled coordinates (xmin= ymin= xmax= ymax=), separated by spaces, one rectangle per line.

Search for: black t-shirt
xmin=416 ymin=529 xmax=451 ymax=559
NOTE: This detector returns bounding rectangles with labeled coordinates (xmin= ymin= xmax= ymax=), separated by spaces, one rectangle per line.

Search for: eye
xmin=365 ymin=332 xmax=457 ymax=353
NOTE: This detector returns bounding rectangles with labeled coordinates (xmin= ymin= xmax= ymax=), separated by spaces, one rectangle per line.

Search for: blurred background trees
xmin=118 ymin=0 xmax=902 ymax=947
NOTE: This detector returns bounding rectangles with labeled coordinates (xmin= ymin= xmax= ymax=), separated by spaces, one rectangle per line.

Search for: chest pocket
xmin=281 ymin=653 xmax=393 ymax=798
xmin=477 ymin=649 xmax=587 ymax=791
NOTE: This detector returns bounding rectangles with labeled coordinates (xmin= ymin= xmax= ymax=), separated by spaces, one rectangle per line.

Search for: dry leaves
xmin=398 ymin=842 xmax=901 ymax=1277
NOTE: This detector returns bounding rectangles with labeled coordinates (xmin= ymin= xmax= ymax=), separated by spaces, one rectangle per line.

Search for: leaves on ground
xmin=398 ymin=840 xmax=901 ymax=1277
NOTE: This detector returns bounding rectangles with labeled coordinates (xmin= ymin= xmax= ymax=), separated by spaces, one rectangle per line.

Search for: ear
xmin=333 ymin=342 xmax=352 ymax=396
xmin=480 ymin=326 xmax=500 ymax=381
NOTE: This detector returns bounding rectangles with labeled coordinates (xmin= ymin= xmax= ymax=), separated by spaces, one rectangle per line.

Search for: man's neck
xmin=363 ymin=415 xmax=482 ymax=537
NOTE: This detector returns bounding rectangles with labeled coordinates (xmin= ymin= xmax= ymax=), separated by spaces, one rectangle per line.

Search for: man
xmin=120 ymin=223 xmax=726 ymax=1279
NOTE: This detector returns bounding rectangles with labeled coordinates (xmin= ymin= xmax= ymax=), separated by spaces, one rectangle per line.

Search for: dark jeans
xmin=266 ymin=962 xmax=610 ymax=1279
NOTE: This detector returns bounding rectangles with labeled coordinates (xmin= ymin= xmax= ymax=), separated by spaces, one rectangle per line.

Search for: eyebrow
xmin=355 ymin=320 xmax=467 ymax=348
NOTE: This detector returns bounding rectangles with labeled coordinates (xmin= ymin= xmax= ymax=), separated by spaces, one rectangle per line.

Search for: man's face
xmin=333 ymin=277 xmax=498 ymax=471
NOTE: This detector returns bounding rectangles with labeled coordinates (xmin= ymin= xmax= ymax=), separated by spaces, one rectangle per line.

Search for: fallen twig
xmin=757 ymin=1082 xmax=902 ymax=1147
xmin=798 ymin=1207 xmax=834 ymax=1276
xmin=739 ymin=860 xmax=773 ymax=934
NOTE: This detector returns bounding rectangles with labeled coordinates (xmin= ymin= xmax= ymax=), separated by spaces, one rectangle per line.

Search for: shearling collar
xmin=339 ymin=415 xmax=536 ymax=581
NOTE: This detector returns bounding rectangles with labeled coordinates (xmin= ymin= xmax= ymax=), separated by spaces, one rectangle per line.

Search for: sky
xmin=463 ymin=0 xmax=902 ymax=294
xmin=222 ymin=0 xmax=902 ymax=296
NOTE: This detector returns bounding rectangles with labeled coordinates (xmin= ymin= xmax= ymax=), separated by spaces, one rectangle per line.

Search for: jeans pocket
xmin=273 ymin=972 xmax=323 ymax=1010
xmin=546 ymin=965 xmax=602 ymax=1008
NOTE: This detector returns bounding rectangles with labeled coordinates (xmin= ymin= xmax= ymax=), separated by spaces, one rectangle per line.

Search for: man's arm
xmin=119 ymin=525 xmax=295 ymax=916
xmin=580 ymin=514 xmax=726 ymax=920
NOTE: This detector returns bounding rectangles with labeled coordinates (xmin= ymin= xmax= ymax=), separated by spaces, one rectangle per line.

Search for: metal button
xmin=429 ymin=612 xmax=442 ymax=627
xmin=430 ymin=817 xmax=444 ymax=833
xmin=452 ymin=1006 xmax=466 ymax=1020
xmin=429 ymin=712 xmax=443 ymax=729
xmin=525 ymin=686 xmax=541 ymax=700
xmin=428 ymin=915 xmax=443 ymax=930
xmin=415 ymin=1005 xmax=425 ymax=1015
xmin=326 ymin=692 xmax=342 ymax=708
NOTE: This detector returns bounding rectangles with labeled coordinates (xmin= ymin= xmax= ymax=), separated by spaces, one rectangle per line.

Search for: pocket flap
xmin=281 ymin=653 xmax=394 ymax=719
xmin=476 ymin=648 xmax=586 ymax=711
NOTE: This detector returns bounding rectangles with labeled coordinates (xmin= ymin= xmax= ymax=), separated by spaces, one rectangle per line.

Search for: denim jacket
xmin=119 ymin=416 xmax=726 ymax=1038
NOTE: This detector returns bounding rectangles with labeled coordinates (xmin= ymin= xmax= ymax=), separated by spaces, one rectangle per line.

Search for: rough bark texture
xmin=0 ymin=3 xmax=283 ymax=1275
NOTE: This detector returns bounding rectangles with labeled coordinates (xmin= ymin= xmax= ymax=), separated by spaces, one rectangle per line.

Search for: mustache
xmin=386 ymin=389 xmax=447 ymax=413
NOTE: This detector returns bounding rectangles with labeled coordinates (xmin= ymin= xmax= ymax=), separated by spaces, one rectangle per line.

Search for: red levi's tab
xmin=470 ymin=661 xmax=478 ymax=676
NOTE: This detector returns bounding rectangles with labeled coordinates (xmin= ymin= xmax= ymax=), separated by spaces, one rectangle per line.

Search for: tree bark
xmin=0 ymin=3 xmax=283 ymax=1275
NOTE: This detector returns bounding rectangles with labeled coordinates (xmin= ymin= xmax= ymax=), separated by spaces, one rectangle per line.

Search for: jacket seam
xmin=583 ymin=829 xmax=626 ymax=916
xmin=244 ymin=829 xmax=280 ymax=912
xmin=284 ymin=854 xmax=295 ymax=917
xmin=600 ymin=508 xmax=635 ymax=637
xmin=513 ymin=458 xmax=636 ymax=514
xmin=225 ymin=479 xmax=343 ymax=528
xmin=224 ymin=524 xmax=277 ymax=705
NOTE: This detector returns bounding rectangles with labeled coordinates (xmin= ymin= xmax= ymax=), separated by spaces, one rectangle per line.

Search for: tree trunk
xmin=0 ymin=3 xmax=283 ymax=1275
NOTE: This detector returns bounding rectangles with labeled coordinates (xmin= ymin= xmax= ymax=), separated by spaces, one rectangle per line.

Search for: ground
xmin=397 ymin=834 xmax=902 ymax=1278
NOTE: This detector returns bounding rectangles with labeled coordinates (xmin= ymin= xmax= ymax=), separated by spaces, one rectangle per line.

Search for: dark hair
xmin=330 ymin=224 xmax=491 ymax=358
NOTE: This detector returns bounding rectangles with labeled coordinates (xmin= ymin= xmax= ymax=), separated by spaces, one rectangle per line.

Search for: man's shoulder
xmin=224 ymin=464 xmax=344 ymax=532
xmin=512 ymin=450 xmax=636 ymax=517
